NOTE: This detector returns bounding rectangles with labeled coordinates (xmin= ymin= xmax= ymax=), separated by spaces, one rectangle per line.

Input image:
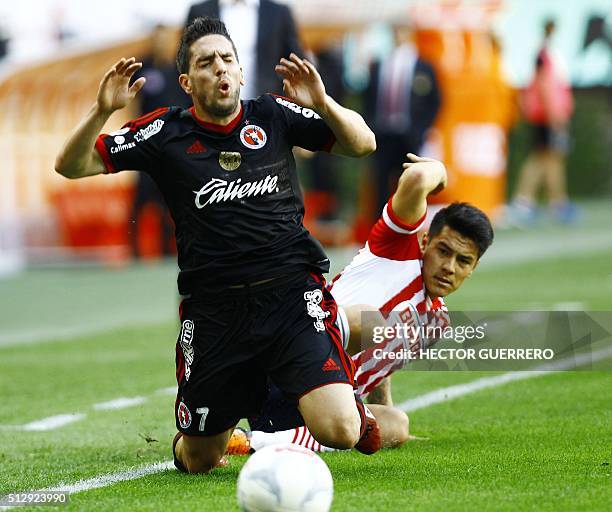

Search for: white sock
xmin=251 ymin=426 xmax=337 ymax=452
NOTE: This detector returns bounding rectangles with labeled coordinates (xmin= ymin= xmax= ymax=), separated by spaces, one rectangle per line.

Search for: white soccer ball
xmin=237 ymin=443 xmax=334 ymax=512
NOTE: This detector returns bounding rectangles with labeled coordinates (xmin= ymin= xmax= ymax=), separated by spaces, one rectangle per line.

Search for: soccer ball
xmin=237 ymin=443 xmax=333 ymax=512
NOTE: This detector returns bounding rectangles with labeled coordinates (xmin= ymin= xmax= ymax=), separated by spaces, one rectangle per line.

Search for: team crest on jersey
xmin=219 ymin=151 xmax=242 ymax=171
xmin=177 ymin=401 xmax=192 ymax=429
xmin=240 ymin=124 xmax=267 ymax=149
xmin=304 ymin=289 xmax=330 ymax=332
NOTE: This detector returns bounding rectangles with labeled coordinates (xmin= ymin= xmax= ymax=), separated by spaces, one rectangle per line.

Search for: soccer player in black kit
xmin=55 ymin=18 xmax=379 ymax=473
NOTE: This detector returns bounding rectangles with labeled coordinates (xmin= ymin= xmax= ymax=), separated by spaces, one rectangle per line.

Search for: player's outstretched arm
xmin=391 ymin=153 xmax=448 ymax=225
xmin=55 ymin=57 xmax=146 ymax=179
xmin=275 ymin=53 xmax=375 ymax=157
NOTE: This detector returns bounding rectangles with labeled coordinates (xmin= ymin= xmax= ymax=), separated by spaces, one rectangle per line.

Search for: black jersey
xmin=95 ymin=94 xmax=336 ymax=294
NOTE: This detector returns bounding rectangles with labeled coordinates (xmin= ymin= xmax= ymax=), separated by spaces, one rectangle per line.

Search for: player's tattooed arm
xmin=391 ymin=153 xmax=448 ymax=225
xmin=275 ymin=53 xmax=375 ymax=157
xmin=367 ymin=377 xmax=393 ymax=406
xmin=55 ymin=58 xmax=146 ymax=179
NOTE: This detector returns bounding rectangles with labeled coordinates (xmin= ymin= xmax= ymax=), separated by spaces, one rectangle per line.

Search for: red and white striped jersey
xmin=329 ymin=198 xmax=448 ymax=397
xmin=330 ymin=198 xmax=446 ymax=314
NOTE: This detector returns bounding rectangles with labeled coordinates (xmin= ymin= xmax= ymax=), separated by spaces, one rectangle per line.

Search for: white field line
xmin=0 ymin=347 xmax=609 ymax=507
xmin=397 ymin=346 xmax=612 ymax=412
xmin=92 ymin=397 xmax=148 ymax=411
xmin=2 ymin=390 xmax=176 ymax=432
xmin=40 ymin=461 xmax=176 ymax=494
xmin=3 ymin=397 xmax=151 ymax=432
xmin=0 ymin=318 xmax=175 ymax=348
xmin=551 ymin=301 xmax=586 ymax=311
xmin=156 ymin=386 xmax=178 ymax=395
xmin=0 ymin=413 xmax=87 ymax=432
xmin=0 ymin=461 xmax=175 ymax=510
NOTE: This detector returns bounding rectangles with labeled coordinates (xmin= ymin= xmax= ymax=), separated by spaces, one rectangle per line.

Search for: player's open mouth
xmin=218 ymin=81 xmax=231 ymax=95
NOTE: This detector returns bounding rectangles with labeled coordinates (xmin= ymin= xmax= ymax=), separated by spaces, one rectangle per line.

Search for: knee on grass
xmin=180 ymin=445 xmax=224 ymax=474
xmin=367 ymin=404 xmax=410 ymax=449
xmin=384 ymin=409 xmax=409 ymax=449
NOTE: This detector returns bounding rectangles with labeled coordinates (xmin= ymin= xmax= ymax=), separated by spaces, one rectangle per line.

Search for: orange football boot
xmin=225 ymin=427 xmax=252 ymax=455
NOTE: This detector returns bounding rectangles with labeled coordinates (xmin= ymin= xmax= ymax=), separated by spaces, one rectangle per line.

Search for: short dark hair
xmin=176 ymin=17 xmax=238 ymax=74
xmin=429 ymin=202 xmax=494 ymax=258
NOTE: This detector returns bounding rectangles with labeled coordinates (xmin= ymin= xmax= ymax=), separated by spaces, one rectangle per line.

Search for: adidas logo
xmin=322 ymin=358 xmax=340 ymax=372
xmin=187 ymin=140 xmax=206 ymax=154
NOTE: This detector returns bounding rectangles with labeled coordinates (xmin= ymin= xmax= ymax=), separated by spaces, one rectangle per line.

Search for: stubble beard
xmin=204 ymin=88 xmax=241 ymax=118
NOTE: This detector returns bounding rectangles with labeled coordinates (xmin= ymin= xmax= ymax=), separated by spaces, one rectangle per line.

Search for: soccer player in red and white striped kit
xmin=232 ymin=153 xmax=494 ymax=454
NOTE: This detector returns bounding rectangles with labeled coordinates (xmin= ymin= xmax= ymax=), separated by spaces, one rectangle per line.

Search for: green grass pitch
xmin=0 ymin=202 xmax=611 ymax=510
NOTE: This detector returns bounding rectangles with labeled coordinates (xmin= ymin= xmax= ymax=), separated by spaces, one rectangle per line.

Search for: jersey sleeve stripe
xmin=125 ymin=107 xmax=170 ymax=130
xmin=383 ymin=198 xmax=426 ymax=234
xmin=94 ymin=134 xmax=116 ymax=174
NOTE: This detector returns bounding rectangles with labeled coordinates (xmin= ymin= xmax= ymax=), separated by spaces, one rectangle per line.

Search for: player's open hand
xmin=275 ymin=54 xmax=327 ymax=112
xmin=403 ymin=153 xmax=448 ymax=195
xmin=97 ymin=57 xmax=146 ymax=115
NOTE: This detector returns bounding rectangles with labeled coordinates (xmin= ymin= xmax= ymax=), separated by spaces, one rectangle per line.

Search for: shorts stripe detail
xmin=333 ymin=318 xmax=355 ymax=381
xmin=327 ymin=308 xmax=354 ymax=382
xmin=175 ymin=342 xmax=185 ymax=384
xmin=310 ymin=272 xmax=355 ymax=383
xmin=320 ymin=291 xmax=355 ymax=383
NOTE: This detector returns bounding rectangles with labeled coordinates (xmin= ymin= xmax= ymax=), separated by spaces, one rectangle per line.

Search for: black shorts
xmin=174 ymin=272 xmax=355 ymax=436
xmin=531 ymin=123 xmax=569 ymax=154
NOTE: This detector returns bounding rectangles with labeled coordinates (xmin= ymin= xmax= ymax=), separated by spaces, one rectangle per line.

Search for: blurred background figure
xmin=509 ymin=18 xmax=576 ymax=226
xmin=364 ymin=22 xmax=441 ymax=218
xmin=302 ymin=45 xmax=347 ymax=240
xmin=137 ymin=25 xmax=191 ymax=116
xmin=185 ymin=0 xmax=302 ymax=99
xmin=130 ymin=25 xmax=191 ymax=260
xmin=0 ymin=26 xmax=9 ymax=61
